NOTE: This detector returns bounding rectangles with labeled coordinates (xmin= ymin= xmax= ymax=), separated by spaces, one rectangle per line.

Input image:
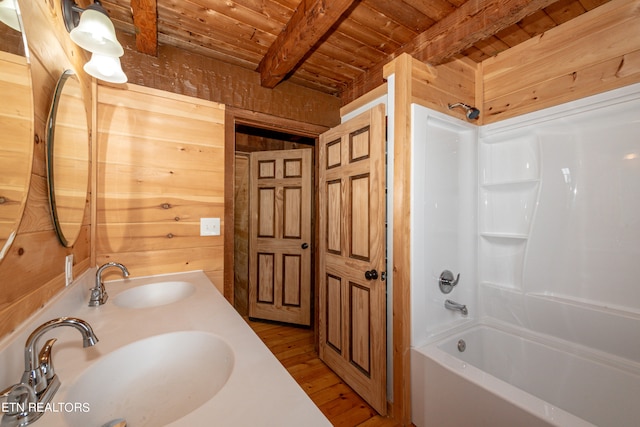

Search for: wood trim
xmin=90 ymin=79 xmax=97 ymax=267
xmin=224 ymin=108 xmax=236 ymax=303
xmin=475 ymin=61 xmax=485 ymax=127
xmin=223 ymin=107 xmax=327 ymax=313
xmin=383 ymin=53 xmax=413 ymax=425
xmin=225 ymin=106 xmax=329 ymax=136
xmin=340 ymin=83 xmax=388 ymax=118
xmin=107 ymin=81 xmax=227 ymax=108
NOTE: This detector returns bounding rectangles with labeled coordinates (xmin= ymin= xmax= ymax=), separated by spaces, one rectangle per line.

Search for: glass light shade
xmin=84 ymin=53 xmax=127 ymax=83
xmin=70 ymin=8 xmax=123 ymax=57
xmin=0 ymin=0 xmax=21 ymax=32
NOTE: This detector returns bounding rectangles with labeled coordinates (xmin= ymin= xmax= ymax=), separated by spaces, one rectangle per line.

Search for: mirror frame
xmin=46 ymin=69 xmax=90 ymax=247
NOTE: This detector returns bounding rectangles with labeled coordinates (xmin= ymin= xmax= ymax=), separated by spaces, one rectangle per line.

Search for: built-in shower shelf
xmin=480 ymin=233 xmax=528 ymax=240
xmin=481 ymin=179 xmax=539 ymax=190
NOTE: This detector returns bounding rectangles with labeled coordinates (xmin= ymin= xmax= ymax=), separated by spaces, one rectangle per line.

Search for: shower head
xmin=448 ymin=102 xmax=480 ymax=120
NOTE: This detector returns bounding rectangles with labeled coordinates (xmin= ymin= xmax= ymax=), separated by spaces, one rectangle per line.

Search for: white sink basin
xmin=63 ymin=331 xmax=234 ymax=427
xmin=112 ymin=281 xmax=195 ymax=308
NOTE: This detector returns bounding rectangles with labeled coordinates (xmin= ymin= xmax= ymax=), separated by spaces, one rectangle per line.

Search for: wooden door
xmin=249 ymin=148 xmax=312 ymax=325
xmin=318 ymin=104 xmax=387 ymax=414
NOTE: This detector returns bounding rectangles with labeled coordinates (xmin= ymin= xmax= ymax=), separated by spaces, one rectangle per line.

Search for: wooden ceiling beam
xmin=130 ymin=0 xmax=158 ymax=56
xmin=257 ymin=0 xmax=358 ymax=89
xmin=343 ymin=0 xmax=559 ymax=103
xmin=407 ymin=0 xmax=560 ymax=65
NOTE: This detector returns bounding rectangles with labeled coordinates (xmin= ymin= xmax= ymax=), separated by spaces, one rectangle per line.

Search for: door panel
xmin=319 ymin=104 xmax=387 ymax=414
xmin=249 ymin=149 xmax=312 ymax=326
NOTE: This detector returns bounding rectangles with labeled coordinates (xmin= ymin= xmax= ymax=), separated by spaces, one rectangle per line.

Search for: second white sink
xmin=112 ymin=281 xmax=195 ymax=308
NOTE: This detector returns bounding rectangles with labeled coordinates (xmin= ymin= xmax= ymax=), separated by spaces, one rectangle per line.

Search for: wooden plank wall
xmin=0 ymin=0 xmax=92 ymax=340
xmin=0 ymin=53 xmax=32 ymax=256
xmin=118 ymin=32 xmax=341 ymax=129
xmin=482 ymin=0 xmax=640 ymax=123
xmin=234 ymin=153 xmax=250 ymax=315
xmin=95 ymin=84 xmax=226 ymax=291
xmin=411 ymin=57 xmax=478 ymax=121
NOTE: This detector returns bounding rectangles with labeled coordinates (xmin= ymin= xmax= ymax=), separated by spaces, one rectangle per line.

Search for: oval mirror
xmin=0 ymin=0 xmax=33 ymax=261
xmin=46 ymin=70 xmax=90 ymax=247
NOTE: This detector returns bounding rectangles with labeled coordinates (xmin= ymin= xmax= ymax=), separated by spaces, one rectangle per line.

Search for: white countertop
xmin=0 ymin=269 xmax=331 ymax=427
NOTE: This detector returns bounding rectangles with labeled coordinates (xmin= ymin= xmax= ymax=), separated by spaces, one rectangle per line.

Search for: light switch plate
xmin=200 ymin=218 xmax=221 ymax=236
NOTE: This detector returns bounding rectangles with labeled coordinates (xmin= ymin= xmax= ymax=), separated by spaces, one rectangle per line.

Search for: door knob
xmin=364 ymin=269 xmax=378 ymax=280
xmin=301 ymin=243 xmax=309 ymax=249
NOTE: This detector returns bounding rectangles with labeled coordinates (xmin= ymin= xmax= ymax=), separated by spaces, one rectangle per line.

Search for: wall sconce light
xmin=0 ymin=0 xmax=21 ymax=32
xmin=62 ymin=0 xmax=127 ymax=83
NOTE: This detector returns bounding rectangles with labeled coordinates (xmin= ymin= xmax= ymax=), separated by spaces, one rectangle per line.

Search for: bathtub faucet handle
xmin=439 ymin=270 xmax=460 ymax=294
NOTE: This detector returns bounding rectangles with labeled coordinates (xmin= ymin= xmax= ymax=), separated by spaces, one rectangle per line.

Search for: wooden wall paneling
xmin=410 ymin=57 xmax=478 ymax=121
xmin=0 ymin=257 xmax=90 ymax=337
xmin=95 ymin=84 xmax=226 ymax=289
xmin=0 ymin=53 xmax=33 ymax=249
xmin=482 ymin=0 xmax=640 ymax=123
xmin=0 ymin=0 xmax=93 ymax=340
xmin=485 ymin=48 xmax=640 ymax=121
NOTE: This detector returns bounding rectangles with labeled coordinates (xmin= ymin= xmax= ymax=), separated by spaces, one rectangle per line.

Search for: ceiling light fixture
xmin=62 ymin=0 xmax=127 ymax=83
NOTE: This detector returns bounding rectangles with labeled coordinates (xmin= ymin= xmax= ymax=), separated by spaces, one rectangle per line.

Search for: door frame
xmin=224 ymin=102 xmax=411 ymax=422
xmin=224 ymin=107 xmax=328 ymax=331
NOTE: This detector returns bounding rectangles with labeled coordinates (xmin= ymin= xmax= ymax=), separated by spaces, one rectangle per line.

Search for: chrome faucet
xmin=1 ymin=317 xmax=98 ymax=426
xmin=89 ymin=262 xmax=129 ymax=306
xmin=445 ymin=299 xmax=468 ymax=315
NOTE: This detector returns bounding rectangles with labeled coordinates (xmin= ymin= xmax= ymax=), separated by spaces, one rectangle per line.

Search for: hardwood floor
xmin=246 ymin=318 xmax=401 ymax=427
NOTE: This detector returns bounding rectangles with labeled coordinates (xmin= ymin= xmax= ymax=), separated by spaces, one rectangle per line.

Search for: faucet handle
xmin=439 ymin=270 xmax=460 ymax=294
xmin=2 ymin=383 xmax=37 ymax=418
xmin=38 ymin=338 xmax=57 ymax=381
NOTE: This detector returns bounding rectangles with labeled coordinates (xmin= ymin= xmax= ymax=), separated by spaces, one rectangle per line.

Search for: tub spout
xmin=445 ymin=299 xmax=468 ymax=316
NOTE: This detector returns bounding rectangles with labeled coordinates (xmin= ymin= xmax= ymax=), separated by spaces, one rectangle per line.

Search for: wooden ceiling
xmin=101 ymin=0 xmax=611 ymax=101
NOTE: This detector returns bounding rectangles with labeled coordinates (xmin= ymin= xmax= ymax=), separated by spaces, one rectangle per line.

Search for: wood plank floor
xmin=246 ymin=318 xmax=402 ymax=427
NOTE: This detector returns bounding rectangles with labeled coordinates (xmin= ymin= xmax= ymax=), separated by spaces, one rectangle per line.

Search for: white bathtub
xmin=411 ymin=322 xmax=640 ymax=427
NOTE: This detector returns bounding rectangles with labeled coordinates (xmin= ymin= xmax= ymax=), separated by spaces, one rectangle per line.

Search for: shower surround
xmin=410 ymin=83 xmax=640 ymax=426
